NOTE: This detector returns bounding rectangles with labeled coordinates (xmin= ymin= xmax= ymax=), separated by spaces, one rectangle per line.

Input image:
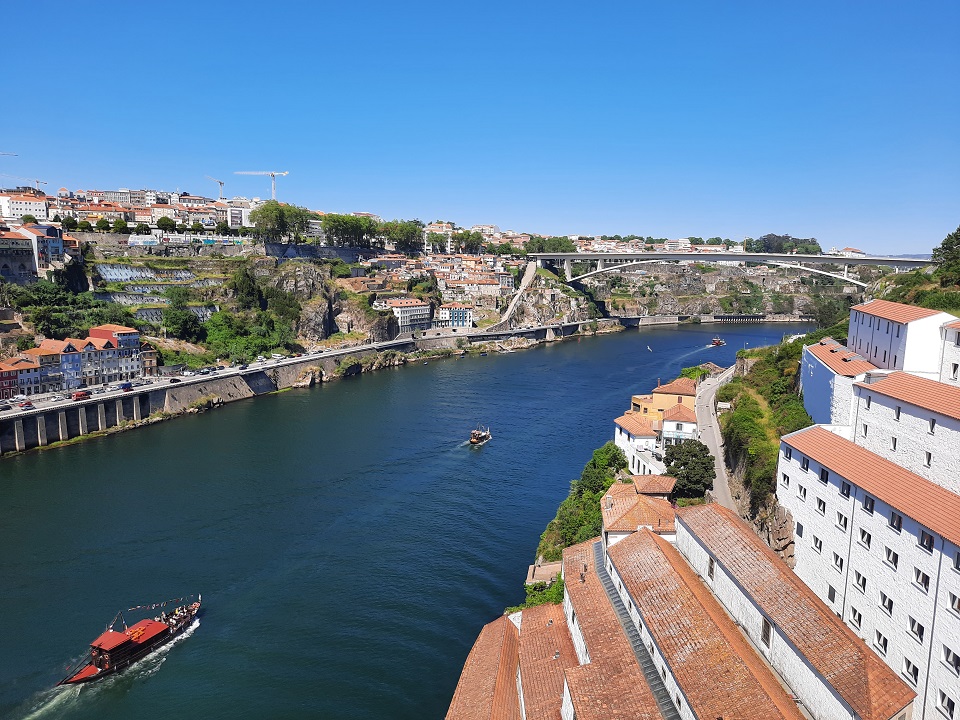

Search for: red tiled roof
xmin=631 ymin=474 xmax=677 ymax=495
xmin=676 ymin=503 xmax=915 ymax=720
xmin=614 ymin=413 xmax=657 ymax=437
xmin=850 ymin=299 xmax=941 ymax=323
xmin=445 ymin=615 xmax=521 ymax=720
xmin=517 ymin=605 xmax=578 ymax=720
xmin=89 ymin=323 xmax=137 ymax=333
xmin=946 ymin=320 xmax=960 ymax=330
xmin=602 ymin=483 xmax=675 ymax=534
xmin=662 ymin=403 xmax=697 ymax=423
xmin=607 ymin=530 xmax=807 ymax=720
xmin=783 ymin=425 xmax=960 ymax=547
xmin=560 ymin=539 xmax=663 ymax=720
xmin=855 ymin=370 xmax=960 ymax=421
xmin=806 ymin=338 xmax=877 ymax=377
xmin=652 ymin=377 xmax=697 ymax=396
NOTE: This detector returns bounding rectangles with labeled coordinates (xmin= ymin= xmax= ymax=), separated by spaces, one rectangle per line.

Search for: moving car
xmin=168 ymin=378 xmax=181 ymax=383
xmin=72 ymin=391 xmax=91 ymax=401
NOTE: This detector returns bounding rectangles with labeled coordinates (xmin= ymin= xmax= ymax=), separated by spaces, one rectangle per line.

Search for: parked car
xmin=271 ymin=353 xmax=284 ymax=360
xmin=182 ymin=371 xmax=196 ymax=377
xmin=19 ymin=401 xmax=34 ymax=409
xmin=238 ymin=364 xmax=248 ymax=370
xmin=0 ymin=403 xmax=12 ymax=411
xmin=72 ymin=391 xmax=91 ymax=401
xmin=169 ymin=378 xmax=181 ymax=383
xmin=118 ymin=382 xmax=133 ymax=392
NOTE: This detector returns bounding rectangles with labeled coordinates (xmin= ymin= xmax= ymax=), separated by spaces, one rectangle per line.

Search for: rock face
xmin=509 ymin=277 xmax=593 ymax=328
xmin=267 ymin=261 xmax=331 ymax=300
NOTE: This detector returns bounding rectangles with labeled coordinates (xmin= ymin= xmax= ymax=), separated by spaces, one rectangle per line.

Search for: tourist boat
xmin=58 ymin=595 xmax=201 ymax=685
xmin=711 ymin=337 xmax=726 ymax=346
xmin=469 ymin=425 xmax=492 ymax=446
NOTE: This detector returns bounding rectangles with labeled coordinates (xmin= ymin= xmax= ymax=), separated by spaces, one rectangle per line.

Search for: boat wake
xmin=11 ymin=619 xmax=200 ymax=719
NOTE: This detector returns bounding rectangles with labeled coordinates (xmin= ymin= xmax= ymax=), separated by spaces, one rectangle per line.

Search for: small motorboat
xmin=469 ymin=425 xmax=492 ymax=446
xmin=711 ymin=337 xmax=726 ymax=347
xmin=647 ymin=345 xmax=652 ymax=352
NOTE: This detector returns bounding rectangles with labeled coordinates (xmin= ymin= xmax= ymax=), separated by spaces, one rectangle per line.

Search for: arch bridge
xmin=529 ymin=251 xmax=931 ymax=285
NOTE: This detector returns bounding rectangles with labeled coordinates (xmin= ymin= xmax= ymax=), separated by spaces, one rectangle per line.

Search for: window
xmin=854 ymin=570 xmax=867 ymax=592
xmin=761 ymin=618 xmax=772 ymax=647
xmin=930 ymin=418 xmax=937 ymax=434
xmin=801 ymin=457 xmax=809 ymax=471
xmin=953 ymin=363 xmax=959 ymax=380
xmin=875 ymin=631 xmax=888 ymax=656
xmin=914 ymin=568 xmax=930 ymax=592
xmin=784 ymin=447 xmax=792 ymax=460
xmin=798 ymin=485 xmax=807 ymax=501
xmin=781 ymin=472 xmax=789 ymax=488
xmin=925 ymin=451 xmax=932 ymax=468
xmin=813 ymin=536 xmax=823 ymax=554
xmin=840 ymin=481 xmax=851 ymax=498
xmin=833 ymin=552 xmax=844 ymax=572
xmin=859 ymin=529 xmax=872 ymax=548
xmin=880 ymin=591 xmax=893 ymax=615
xmin=885 ymin=547 xmax=899 ymax=569
xmin=945 ymin=645 xmax=960 ymax=675
xmin=862 ymin=423 xmax=868 ymax=437
xmin=837 ymin=512 xmax=848 ymax=532
xmin=850 ymin=606 xmax=862 ymax=628
xmin=707 ymin=557 xmax=715 ymax=580
xmin=863 ymin=495 xmax=875 ymax=514
xmin=817 ymin=498 xmax=826 ymax=515
xmin=952 ymin=593 xmax=960 ymax=614
xmin=908 ymin=616 xmax=925 ymax=643
xmin=890 ymin=512 xmax=903 ymax=532
xmin=891 ymin=436 xmax=898 ymax=451
xmin=828 ymin=585 xmax=836 ymax=603
xmin=903 ymin=657 xmax=919 ymax=685
xmin=939 ymin=691 xmax=956 ymax=720
xmin=920 ymin=530 xmax=934 ymax=553
xmin=955 ymin=551 xmax=960 ymax=572
xmin=819 ymin=467 xmax=829 ymax=484
xmin=796 ymin=522 xmax=804 ymax=538
xmin=866 ymin=395 xmax=872 ymax=409
xmin=895 ymin=406 xmax=901 ymax=421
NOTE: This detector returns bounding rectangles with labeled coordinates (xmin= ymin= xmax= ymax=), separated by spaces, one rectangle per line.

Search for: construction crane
xmin=0 ymin=173 xmax=48 ymax=191
xmin=234 ymin=170 xmax=289 ymax=200
xmin=205 ymin=175 xmax=225 ymax=200
xmin=0 ymin=152 xmax=17 ymax=157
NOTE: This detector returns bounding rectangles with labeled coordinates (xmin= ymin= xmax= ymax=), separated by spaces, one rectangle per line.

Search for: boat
xmin=58 ymin=595 xmax=201 ymax=685
xmin=647 ymin=345 xmax=652 ymax=352
xmin=469 ymin=425 xmax=492 ymax=446
xmin=711 ymin=337 xmax=726 ymax=346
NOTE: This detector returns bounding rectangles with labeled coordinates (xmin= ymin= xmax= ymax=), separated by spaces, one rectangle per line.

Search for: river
xmin=0 ymin=322 xmax=811 ymax=720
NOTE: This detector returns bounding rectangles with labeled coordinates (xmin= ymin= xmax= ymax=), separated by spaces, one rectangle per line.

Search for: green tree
xmin=932 ymin=225 xmax=960 ymax=288
xmin=451 ymin=230 xmax=484 ymax=254
xmin=249 ymin=200 xmax=288 ymax=242
xmin=281 ymin=205 xmax=316 ymax=242
xmin=176 ymin=222 xmax=189 ymax=233
xmin=112 ymin=218 xmax=129 ymax=233
xmin=215 ymin=221 xmax=231 ymax=236
xmin=134 ymin=222 xmax=151 ymax=235
xmin=156 ymin=216 xmax=176 ymax=233
xmin=21 ymin=214 xmax=38 ymax=224
xmin=163 ymin=306 xmax=204 ymax=342
xmin=664 ymin=440 xmax=716 ymax=499
xmin=95 ymin=218 xmax=111 ymax=233
xmin=228 ymin=266 xmax=265 ymax=310
xmin=190 ymin=221 xmax=205 ymax=233
xmin=320 ymin=213 xmax=381 ymax=248
xmin=381 ymin=219 xmax=425 ymax=255
xmin=78 ymin=220 xmax=93 ymax=232
xmin=62 ymin=216 xmax=79 ymax=231
xmin=52 ymin=214 xmax=62 ymax=222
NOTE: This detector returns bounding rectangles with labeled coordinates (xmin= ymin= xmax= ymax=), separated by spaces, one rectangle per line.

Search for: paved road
xmin=695 ymin=366 xmax=737 ymax=511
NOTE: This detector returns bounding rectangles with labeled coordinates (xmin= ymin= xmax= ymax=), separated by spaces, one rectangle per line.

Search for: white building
xmin=663 ymin=238 xmax=691 ymax=251
xmin=659 ymin=403 xmax=698 ymax=447
xmin=435 ymin=302 xmax=473 ymax=328
xmin=800 ymin=337 xmax=877 ymax=425
xmin=847 ymin=300 xmax=953 ymax=379
xmin=851 ymin=371 xmax=960 ymax=495
xmin=387 ymin=298 xmax=432 ymax=333
xmin=613 ymin=412 xmax=657 ymax=475
xmin=939 ymin=320 xmax=960 ymax=386
xmin=0 ymin=193 xmax=47 ymax=222
xmin=777 ymin=425 xmax=960 ymax=720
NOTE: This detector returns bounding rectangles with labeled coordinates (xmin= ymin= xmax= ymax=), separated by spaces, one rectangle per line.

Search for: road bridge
xmin=529 ymin=251 xmax=931 ymax=283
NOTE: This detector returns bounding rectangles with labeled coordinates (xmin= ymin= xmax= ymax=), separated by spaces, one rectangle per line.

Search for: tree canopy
xmin=664 ymin=440 xmax=716 ymax=499
xmin=381 ymin=219 xmax=424 ymax=255
xmin=744 ymin=234 xmax=822 ymax=255
xmin=156 ymin=216 xmax=176 ymax=233
xmin=320 ymin=213 xmax=382 ymax=248
xmin=932 ymin=225 xmax=960 ymax=288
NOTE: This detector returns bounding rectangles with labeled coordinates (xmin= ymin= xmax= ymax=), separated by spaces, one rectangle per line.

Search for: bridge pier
xmin=14 ymin=419 xmax=25 ymax=452
xmin=596 ymin=258 xmax=605 ymax=271
xmin=97 ymin=403 xmax=106 ymax=430
xmin=564 ymin=259 xmax=572 ymax=279
xmin=58 ymin=410 xmax=68 ymax=442
xmin=115 ymin=399 xmax=124 ymax=424
xmin=37 ymin=416 xmax=48 ymax=447
xmin=78 ymin=406 xmax=88 ymax=435
xmin=133 ymin=397 xmax=142 ymax=422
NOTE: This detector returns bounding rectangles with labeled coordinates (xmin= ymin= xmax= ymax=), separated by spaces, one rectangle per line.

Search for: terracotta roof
xmin=560 ymin=540 xmax=663 ymax=720
xmin=662 ymin=403 xmax=697 ymax=423
xmin=652 ymin=377 xmax=697 ymax=396
xmin=614 ymin=413 xmax=657 ymax=438
xmin=676 ymin=504 xmax=915 ymax=720
xmin=607 ymin=530 xmax=808 ymax=720
xmin=445 ymin=615 xmax=521 ymax=720
xmin=631 ymin=474 xmax=677 ymax=495
xmin=517 ymin=605 xmax=578 ymax=720
xmin=783 ymin=425 xmax=960 ymax=547
xmin=806 ymin=338 xmax=877 ymax=377
xmin=850 ymin=299 xmax=942 ymax=323
xmin=945 ymin=320 xmax=960 ymax=330
xmin=89 ymin=323 xmax=138 ymax=333
xmin=855 ymin=370 xmax=960 ymax=421
xmin=38 ymin=339 xmax=79 ymax=353
xmin=387 ymin=298 xmax=430 ymax=308
xmin=602 ymin=482 xmax=675 ymax=534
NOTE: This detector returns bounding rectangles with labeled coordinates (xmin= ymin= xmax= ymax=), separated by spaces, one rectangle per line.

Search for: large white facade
xmin=939 ymin=322 xmax=960 ymax=387
xmin=777 ymin=426 xmax=960 ymax=720
xmin=847 ymin=301 xmax=953 ymax=379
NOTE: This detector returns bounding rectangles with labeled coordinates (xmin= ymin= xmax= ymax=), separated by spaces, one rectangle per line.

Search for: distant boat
xmin=479 ymin=352 xmax=487 ymax=356
xmin=711 ymin=337 xmax=726 ymax=347
xmin=469 ymin=425 xmax=492 ymax=446
xmin=647 ymin=345 xmax=652 ymax=352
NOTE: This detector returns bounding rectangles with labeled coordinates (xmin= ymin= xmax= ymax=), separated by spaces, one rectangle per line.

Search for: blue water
xmin=0 ymin=323 xmax=810 ymax=719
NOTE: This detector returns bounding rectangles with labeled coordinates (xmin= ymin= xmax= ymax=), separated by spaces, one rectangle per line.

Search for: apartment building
xmin=847 ymin=300 xmax=953 ymax=378
xmin=777 ymin=425 xmax=960 ymax=720
xmin=939 ymin=321 xmax=960 ymax=386
xmin=800 ymin=337 xmax=877 ymax=425
xmin=435 ymin=303 xmax=473 ymax=328
xmin=386 ymin=298 xmax=432 ymax=333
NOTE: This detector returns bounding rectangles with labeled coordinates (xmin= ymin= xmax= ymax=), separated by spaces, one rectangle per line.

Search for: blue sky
xmin=2 ymin=1 xmax=957 ymax=253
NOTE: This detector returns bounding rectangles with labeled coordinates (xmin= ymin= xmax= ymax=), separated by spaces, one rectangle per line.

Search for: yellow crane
xmin=233 ymin=170 xmax=288 ymax=200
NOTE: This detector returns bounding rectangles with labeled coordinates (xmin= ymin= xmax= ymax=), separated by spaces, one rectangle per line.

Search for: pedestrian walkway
xmin=694 ymin=366 xmax=737 ymax=510
xmin=591 ymin=541 xmax=683 ymax=720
